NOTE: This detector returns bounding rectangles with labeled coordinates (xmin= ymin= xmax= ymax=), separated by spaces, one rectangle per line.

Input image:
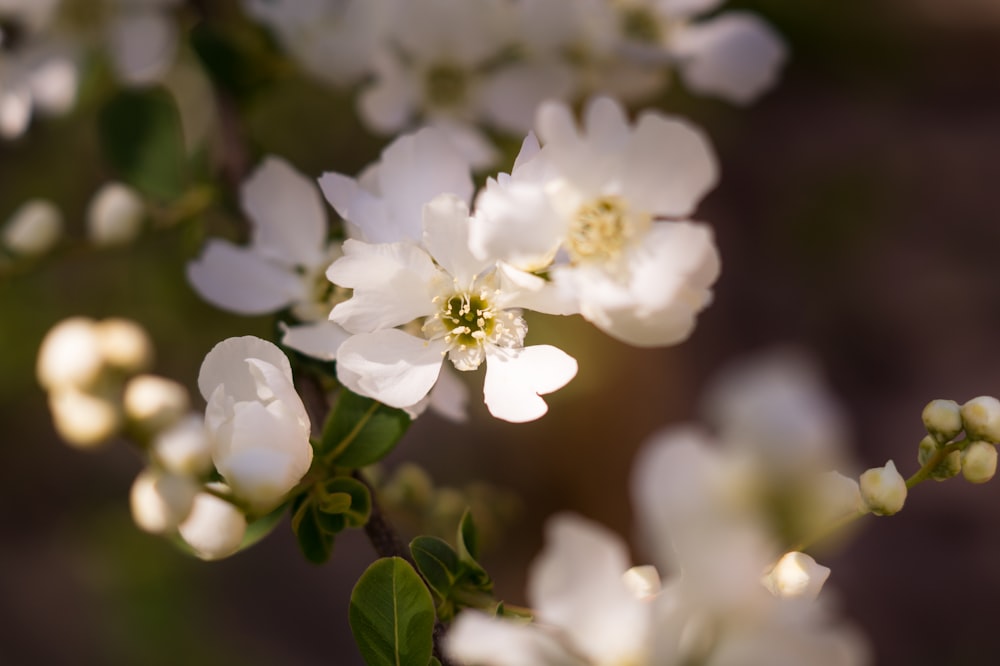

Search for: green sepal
xmin=290 ymin=493 xmax=335 ymax=564
xmin=320 ymin=389 xmax=411 ymax=467
xmin=98 ymin=88 xmax=187 ymax=202
xmin=321 ymin=476 xmax=372 ymax=528
xmin=349 ymin=557 xmax=436 ymax=666
xmin=456 ymin=509 xmax=491 ymax=589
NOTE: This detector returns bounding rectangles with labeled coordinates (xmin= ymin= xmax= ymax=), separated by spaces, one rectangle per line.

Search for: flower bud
xmin=36 ymin=317 xmax=104 ymax=390
xmin=810 ymin=470 xmax=864 ymax=523
xmin=922 ymin=399 xmax=962 ymax=441
xmin=917 ymin=435 xmax=937 ymax=466
xmin=95 ymin=318 xmax=153 ymax=373
xmin=2 ymin=199 xmax=62 ymax=256
xmin=123 ymin=374 xmax=189 ymax=432
xmin=130 ymin=468 xmax=198 ymax=534
xmin=929 ymin=450 xmax=961 ymax=481
xmin=86 ymin=182 xmax=145 ymax=247
xmin=48 ymin=387 xmax=121 ymax=448
xmin=622 ymin=565 xmax=661 ymax=600
xmin=177 ymin=487 xmax=247 ymax=561
xmin=762 ymin=551 xmax=830 ymax=601
xmin=152 ymin=414 xmax=213 ymax=476
xmin=961 ymin=441 xmax=997 ymax=484
xmin=961 ymin=396 xmax=1000 ymax=443
xmin=859 ymin=460 xmax=907 ymax=516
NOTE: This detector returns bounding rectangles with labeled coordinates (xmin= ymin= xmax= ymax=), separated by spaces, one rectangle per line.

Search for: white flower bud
xmin=123 ymin=374 xmax=189 ymax=432
xmin=961 ymin=396 xmax=1000 ymax=443
xmin=86 ymin=182 xmax=145 ymax=247
xmin=961 ymin=441 xmax=997 ymax=484
xmin=95 ymin=318 xmax=153 ymax=373
xmin=762 ymin=551 xmax=830 ymax=601
xmin=36 ymin=317 xmax=104 ymax=390
xmin=2 ymin=199 xmax=62 ymax=256
xmin=922 ymin=399 xmax=962 ymax=441
xmin=177 ymin=487 xmax=247 ymax=561
xmin=48 ymin=387 xmax=121 ymax=448
xmin=152 ymin=414 xmax=213 ymax=476
xmin=812 ymin=470 xmax=864 ymax=522
xmin=129 ymin=468 xmax=198 ymax=534
xmin=622 ymin=565 xmax=661 ymax=600
xmin=859 ymin=460 xmax=907 ymax=516
xmin=917 ymin=435 xmax=938 ymax=466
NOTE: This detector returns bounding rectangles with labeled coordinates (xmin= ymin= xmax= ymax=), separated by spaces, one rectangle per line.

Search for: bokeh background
xmin=3 ymin=1 xmax=1000 ymax=664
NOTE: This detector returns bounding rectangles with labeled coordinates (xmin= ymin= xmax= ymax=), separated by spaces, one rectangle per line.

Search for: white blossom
xmin=186 ymin=156 xmax=351 ymax=360
xmin=472 ymin=96 xmax=720 ymax=347
xmin=198 ymin=336 xmax=313 ymax=512
xmin=86 ymin=181 xmax=145 ymax=246
xmin=129 ymin=467 xmax=197 ymax=534
xmin=36 ymin=317 xmax=105 ymax=391
xmin=94 ymin=317 xmax=153 ymax=373
xmin=151 ymin=413 xmax=213 ymax=477
xmin=105 ymin=0 xmax=182 ymax=85
xmin=123 ymin=374 xmax=189 ymax=432
xmin=2 ymin=199 xmax=62 ymax=255
xmin=329 ymin=194 xmax=577 ymax=422
xmin=177 ymin=485 xmax=248 ymax=560
xmin=47 ymin=385 xmax=121 ymax=448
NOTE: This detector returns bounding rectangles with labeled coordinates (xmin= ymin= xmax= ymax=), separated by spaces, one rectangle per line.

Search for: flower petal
xmin=483 ymin=345 xmax=577 ymax=422
xmin=280 ymin=320 xmax=351 ymax=361
xmin=445 ymin=611 xmax=582 ymax=666
xmin=422 ymin=194 xmax=490 ymax=285
xmin=336 ymin=330 xmax=447 ymax=409
xmin=186 ymin=239 xmax=305 ymax=315
xmin=241 ymin=156 xmax=327 ymax=267
xmin=197 ymin=335 xmax=295 ymax=402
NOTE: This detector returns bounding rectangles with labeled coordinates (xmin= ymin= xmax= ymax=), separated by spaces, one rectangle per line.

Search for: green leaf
xmin=290 ymin=494 xmax=335 ymax=564
xmin=98 ymin=88 xmax=186 ymax=201
xmin=410 ymin=536 xmax=461 ymax=601
xmin=321 ymin=476 xmax=372 ymax=528
xmin=457 ymin=509 xmax=480 ymax=562
xmin=428 ymin=659 xmax=442 ymax=666
xmin=350 ymin=557 xmax=436 ymax=666
xmin=321 ymin=389 xmax=411 ymax=467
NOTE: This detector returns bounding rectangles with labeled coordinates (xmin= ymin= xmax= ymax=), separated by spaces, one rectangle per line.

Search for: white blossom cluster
xmin=37 ymin=318 xmax=314 ymax=560
xmin=245 ymin=0 xmax=787 ymax=166
xmin=188 ymin=96 xmax=721 ymax=422
xmin=447 ymin=349 xmax=871 ymax=665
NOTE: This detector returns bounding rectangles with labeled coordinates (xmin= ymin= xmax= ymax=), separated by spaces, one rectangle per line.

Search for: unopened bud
xmin=130 ymin=469 xmax=198 ymax=534
xmin=812 ymin=470 xmax=864 ymax=522
xmin=622 ymin=565 xmax=661 ymax=600
xmin=95 ymin=318 xmax=153 ymax=373
xmin=152 ymin=414 xmax=212 ymax=476
xmin=917 ymin=435 xmax=938 ymax=466
xmin=922 ymin=399 xmax=962 ymax=441
xmin=2 ymin=199 xmax=62 ymax=256
xmin=123 ymin=375 xmax=189 ymax=432
xmin=961 ymin=397 xmax=1000 ymax=443
xmin=929 ymin=450 xmax=961 ymax=481
xmin=961 ymin=441 xmax=997 ymax=484
xmin=36 ymin=317 xmax=104 ymax=390
xmin=87 ymin=182 xmax=145 ymax=247
xmin=48 ymin=387 xmax=121 ymax=448
xmin=763 ymin=551 xmax=830 ymax=601
xmin=859 ymin=460 xmax=907 ymax=516
xmin=177 ymin=487 xmax=247 ymax=561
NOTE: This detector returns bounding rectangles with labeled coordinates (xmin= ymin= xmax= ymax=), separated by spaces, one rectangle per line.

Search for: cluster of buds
xmin=921 ymin=397 xmax=1000 ymax=484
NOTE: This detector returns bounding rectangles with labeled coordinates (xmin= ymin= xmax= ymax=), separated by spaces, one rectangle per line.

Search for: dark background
xmin=2 ymin=1 xmax=1000 ymax=664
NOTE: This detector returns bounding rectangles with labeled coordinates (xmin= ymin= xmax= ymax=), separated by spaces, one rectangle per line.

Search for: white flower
xmin=763 ymin=552 xmax=831 ymax=602
xmin=197 ymin=336 xmax=313 ymax=512
xmin=86 ymin=181 xmax=145 ymax=246
xmin=151 ymin=413 xmax=213 ymax=476
xmin=106 ymin=0 xmax=182 ymax=85
xmin=960 ymin=396 xmax=1000 ymax=443
xmin=961 ymin=441 xmax=997 ymax=484
xmin=129 ymin=467 xmax=197 ymax=534
xmin=47 ymin=385 xmax=121 ymax=448
xmin=243 ymin=0 xmax=391 ymax=87
xmin=2 ymin=199 xmax=62 ymax=255
xmin=858 ymin=460 xmax=906 ymax=516
xmin=186 ymin=155 xmax=351 ymax=360
xmin=94 ymin=317 xmax=153 ymax=373
xmin=330 ymin=194 xmax=577 ymax=422
xmin=472 ymin=97 xmax=720 ymax=347
xmin=611 ymin=0 xmax=787 ymax=105
xmin=177 ymin=485 xmax=248 ymax=560
xmin=123 ymin=374 xmax=189 ymax=432
xmin=36 ymin=317 xmax=105 ymax=391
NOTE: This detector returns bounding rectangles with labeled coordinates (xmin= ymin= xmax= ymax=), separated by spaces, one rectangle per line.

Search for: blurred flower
xmin=177 ymin=484 xmax=248 ymax=560
xmin=1 ymin=199 xmax=62 ymax=255
xmin=198 ymin=336 xmax=313 ymax=512
xmin=105 ymin=0 xmax=181 ymax=85
xmin=129 ymin=467 xmax=198 ymax=534
xmin=86 ymin=181 xmax=145 ymax=247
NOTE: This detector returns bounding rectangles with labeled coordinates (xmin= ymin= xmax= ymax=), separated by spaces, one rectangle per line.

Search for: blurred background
xmin=3 ymin=0 xmax=1000 ymax=664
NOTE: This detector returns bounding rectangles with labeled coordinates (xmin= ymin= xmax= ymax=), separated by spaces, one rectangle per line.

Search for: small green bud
xmin=922 ymin=399 xmax=962 ymax=441
xmin=961 ymin=441 xmax=998 ymax=484
xmin=929 ymin=450 xmax=962 ymax=481
xmin=917 ymin=435 xmax=938 ymax=466
xmin=860 ymin=460 xmax=907 ymax=516
xmin=960 ymin=396 xmax=1000 ymax=443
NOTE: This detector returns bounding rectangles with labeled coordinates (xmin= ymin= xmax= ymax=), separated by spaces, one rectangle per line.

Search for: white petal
xmin=445 ymin=611 xmax=582 ymax=666
xmin=583 ymin=96 xmax=631 ymax=153
xmin=422 ymin=194 xmax=489 ymax=285
xmin=357 ymin=51 xmax=418 ymax=133
xmin=27 ymin=53 xmax=78 ymax=115
xmin=336 ymin=330 xmax=447 ymax=409
xmin=621 ymin=113 xmax=718 ymax=217
xmin=327 ymin=239 xmax=441 ymax=332
xmin=480 ymin=62 xmax=576 ymax=134
xmin=529 ymin=514 xmax=651 ymax=664
xmin=429 ymin=119 xmax=500 ymax=171
xmin=497 ymin=263 xmax=579 ymax=316
xmin=0 ymin=87 xmax=32 ymax=138
xmin=317 ymin=170 xmax=390 ymax=243
xmin=657 ymin=0 xmax=724 ymax=18
xmin=186 ymin=240 xmax=305 ymax=315
xmin=280 ymin=320 xmax=351 ymax=361
xmin=671 ymin=12 xmax=788 ymax=105
xmin=241 ymin=156 xmax=327 ymax=266
xmin=197 ymin=335 xmax=295 ymax=402
xmin=177 ymin=491 xmax=247 ymax=561
xmin=483 ymin=345 xmax=577 ymax=422
xmin=428 ymin=364 xmax=469 ymax=422
xmin=108 ymin=11 xmax=177 ymax=85
xmin=472 ymin=178 xmax=563 ymax=271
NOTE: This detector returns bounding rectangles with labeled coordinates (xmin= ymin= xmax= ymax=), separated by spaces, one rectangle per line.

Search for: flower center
xmin=620 ymin=7 xmax=662 ymax=44
xmin=422 ymin=284 xmax=526 ymax=371
xmin=567 ymin=196 xmax=649 ymax=266
xmin=425 ymin=63 xmax=468 ymax=109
